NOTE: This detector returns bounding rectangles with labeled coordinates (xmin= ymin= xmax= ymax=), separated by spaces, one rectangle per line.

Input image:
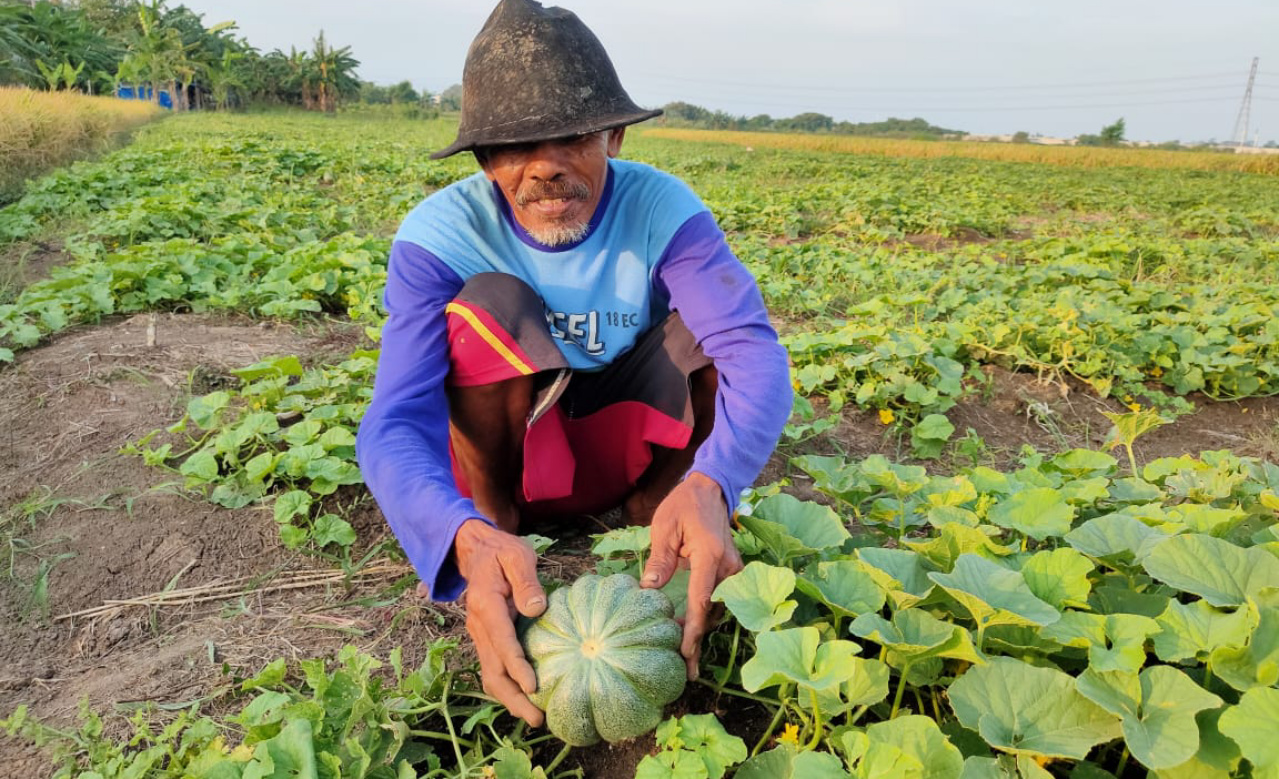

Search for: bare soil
xmin=2 ymin=316 xmax=1277 ymax=777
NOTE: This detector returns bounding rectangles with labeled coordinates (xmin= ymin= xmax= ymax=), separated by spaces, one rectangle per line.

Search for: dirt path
xmin=0 ymin=314 xmax=462 ymax=770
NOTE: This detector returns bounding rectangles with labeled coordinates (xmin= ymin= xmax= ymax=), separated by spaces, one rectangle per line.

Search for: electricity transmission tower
xmin=1231 ymin=57 xmax=1259 ymax=147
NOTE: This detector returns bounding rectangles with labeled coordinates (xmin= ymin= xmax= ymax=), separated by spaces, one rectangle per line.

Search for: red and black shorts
xmin=445 ymin=272 xmax=712 ymax=516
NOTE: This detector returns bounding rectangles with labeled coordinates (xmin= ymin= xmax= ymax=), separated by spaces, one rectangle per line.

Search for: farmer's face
xmin=478 ymin=128 xmax=624 ymax=247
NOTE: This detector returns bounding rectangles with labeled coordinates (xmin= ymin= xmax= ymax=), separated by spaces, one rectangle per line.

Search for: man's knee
xmin=447 ymin=273 xmax=567 ymax=385
xmin=455 ymin=272 xmax=542 ymax=314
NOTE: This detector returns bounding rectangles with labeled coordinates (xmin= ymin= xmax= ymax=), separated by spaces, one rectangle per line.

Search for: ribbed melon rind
xmin=589 ymin=660 xmax=667 ymax=743
xmin=521 ymin=573 xmax=687 ymax=745
xmin=601 ymin=646 xmax=687 ymax=707
xmin=601 ymin=616 xmax=683 ymax=651
xmin=601 ymin=586 xmax=675 ymax=635
xmin=542 ymin=660 xmax=599 ymax=746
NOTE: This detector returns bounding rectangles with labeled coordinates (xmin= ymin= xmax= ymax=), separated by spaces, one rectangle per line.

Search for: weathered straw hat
xmin=429 ymin=0 xmax=661 ymax=159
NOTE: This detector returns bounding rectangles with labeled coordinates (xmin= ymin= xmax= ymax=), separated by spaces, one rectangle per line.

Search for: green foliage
xmin=695 ymin=446 xmax=1279 ymax=775
xmin=636 ymin=714 xmax=747 ymax=779
xmin=0 ymin=639 xmax=573 ymax=778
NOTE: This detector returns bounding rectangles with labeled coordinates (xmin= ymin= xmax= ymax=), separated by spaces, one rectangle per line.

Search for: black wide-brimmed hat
xmin=429 ymin=0 xmax=662 ymax=160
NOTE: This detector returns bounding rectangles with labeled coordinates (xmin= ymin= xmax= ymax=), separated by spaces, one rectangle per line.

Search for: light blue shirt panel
xmin=394 ymin=160 xmax=707 ymax=370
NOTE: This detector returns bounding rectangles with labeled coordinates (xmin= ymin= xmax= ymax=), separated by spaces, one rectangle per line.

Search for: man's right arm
xmin=358 ymin=241 xmax=550 ymax=723
xmin=356 ymin=240 xmax=493 ymax=600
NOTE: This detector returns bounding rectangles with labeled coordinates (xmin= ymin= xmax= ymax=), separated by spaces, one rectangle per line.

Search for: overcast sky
xmin=180 ymin=0 xmax=1278 ymax=144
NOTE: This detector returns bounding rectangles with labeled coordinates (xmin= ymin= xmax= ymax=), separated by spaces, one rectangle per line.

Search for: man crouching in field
xmin=355 ymin=0 xmax=791 ymax=726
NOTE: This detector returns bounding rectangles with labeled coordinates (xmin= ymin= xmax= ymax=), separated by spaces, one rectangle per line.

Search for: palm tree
xmin=309 ymin=30 xmax=359 ymax=113
xmin=0 ymin=1 xmax=120 ymax=92
xmin=121 ymin=0 xmax=186 ymax=106
xmin=204 ymin=47 xmax=244 ymax=110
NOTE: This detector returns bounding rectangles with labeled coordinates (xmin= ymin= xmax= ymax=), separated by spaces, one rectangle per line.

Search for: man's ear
xmin=607 ymin=128 xmax=625 ymax=158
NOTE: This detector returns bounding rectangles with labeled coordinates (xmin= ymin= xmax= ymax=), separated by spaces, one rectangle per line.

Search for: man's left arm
xmin=641 ymin=210 xmax=792 ymax=677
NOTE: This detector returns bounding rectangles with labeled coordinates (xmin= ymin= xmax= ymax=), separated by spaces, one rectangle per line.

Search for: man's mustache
xmin=515 ymin=181 xmax=590 ymax=206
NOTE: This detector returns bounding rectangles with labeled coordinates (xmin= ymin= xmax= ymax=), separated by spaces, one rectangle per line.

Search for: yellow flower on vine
xmin=1127 ymin=402 xmax=1142 ymax=412
xmin=1150 ymin=366 xmax=1164 ymax=377
xmin=779 ymin=723 xmax=802 ymax=745
xmin=878 ymin=408 xmax=895 ymax=425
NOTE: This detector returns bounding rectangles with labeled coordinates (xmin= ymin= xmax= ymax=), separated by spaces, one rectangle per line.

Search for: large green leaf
xmin=986 ymin=488 xmax=1075 ymax=540
xmin=1208 ymin=590 xmax=1279 ymax=691
xmin=750 ymin=493 xmax=852 ymax=552
xmin=862 ymin=716 xmax=964 ymax=779
xmin=959 ymin=755 xmax=1054 ymax=779
xmin=1150 ymin=708 xmax=1241 ymax=778
xmin=712 ymin=562 xmax=797 ymax=633
xmin=634 ymin=749 xmax=706 ymax=779
xmin=801 ymin=657 xmax=891 ymax=716
xmin=906 ymin=523 xmax=1012 ymax=571
xmin=929 ymin=554 xmax=1060 ymax=630
xmin=1143 ymin=534 xmax=1279 ymax=607
xmin=1075 ymin=666 xmax=1222 ymax=770
xmin=640 ymin=714 xmax=747 ymax=779
xmin=244 ymin=717 xmax=320 ymax=779
xmin=734 ymin=744 xmax=851 ymax=779
xmin=1153 ymin=599 xmax=1256 ymax=663
xmin=793 ymin=454 xmax=873 ymax=506
xmin=1165 ymin=504 xmax=1248 ymax=537
xmin=948 ymin=657 xmax=1122 ymax=760
xmin=1050 ymin=449 xmax=1119 ymax=478
xmin=740 ymin=626 xmax=861 ymax=693
xmin=839 ymin=730 xmax=923 ymax=778
xmin=861 ymin=455 xmax=930 ymax=496
xmin=1017 ymin=548 xmax=1095 ymax=610
xmin=1063 ymin=513 xmax=1172 ymax=563
xmin=850 ymin=608 xmax=981 ymax=666
xmin=1088 ymin=613 xmax=1159 ymax=673
xmin=857 ymin=548 xmax=935 ymax=609
xmin=795 ymin=560 xmax=886 ymax=619
xmin=1219 ymin=687 xmax=1279 ymax=771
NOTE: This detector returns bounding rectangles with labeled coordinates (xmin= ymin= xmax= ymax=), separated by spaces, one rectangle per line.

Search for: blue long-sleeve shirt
xmin=356 ymin=159 xmax=791 ymax=600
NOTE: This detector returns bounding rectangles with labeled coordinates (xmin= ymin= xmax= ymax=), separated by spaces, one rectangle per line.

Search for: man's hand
xmin=640 ymin=472 xmax=744 ymax=680
xmin=455 ymin=518 xmax=547 ymax=726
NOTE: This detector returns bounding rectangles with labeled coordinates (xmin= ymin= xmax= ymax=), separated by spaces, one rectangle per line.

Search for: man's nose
xmin=524 ymin=142 xmax=572 ymax=179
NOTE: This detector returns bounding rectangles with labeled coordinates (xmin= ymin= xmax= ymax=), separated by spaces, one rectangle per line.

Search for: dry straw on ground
xmin=643 ymin=127 xmax=1279 ymax=174
xmin=0 ymin=87 xmax=163 ymax=202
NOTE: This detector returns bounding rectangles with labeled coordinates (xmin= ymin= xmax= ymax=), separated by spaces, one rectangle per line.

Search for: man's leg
xmin=443 ymin=273 xmax=572 ymax=532
xmin=447 ymin=376 xmax=534 ymax=533
xmin=622 ymin=366 xmax=718 ymax=526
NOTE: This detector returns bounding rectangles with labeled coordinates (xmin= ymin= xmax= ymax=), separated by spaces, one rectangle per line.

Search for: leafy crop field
xmin=1 ymin=113 xmax=1279 ymax=778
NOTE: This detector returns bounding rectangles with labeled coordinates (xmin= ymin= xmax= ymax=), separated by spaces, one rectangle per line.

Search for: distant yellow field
xmin=640 ymin=127 xmax=1279 ymax=175
xmin=0 ymin=87 xmax=164 ymax=202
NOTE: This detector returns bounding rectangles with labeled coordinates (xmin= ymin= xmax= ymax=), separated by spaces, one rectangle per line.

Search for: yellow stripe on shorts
xmin=445 ymin=302 xmax=536 ymax=376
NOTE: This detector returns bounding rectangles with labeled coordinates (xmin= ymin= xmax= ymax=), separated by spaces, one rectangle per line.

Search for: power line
xmin=840 ymin=97 xmax=1243 ymax=113
xmin=647 ymin=95 xmax=1244 ymax=115
xmin=648 ymin=80 xmax=1252 ymax=103
xmin=635 ymin=70 xmax=1250 ymax=95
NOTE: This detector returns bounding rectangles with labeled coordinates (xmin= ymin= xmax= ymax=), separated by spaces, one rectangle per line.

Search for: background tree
xmin=0 ymin=1 xmax=364 ymax=112
xmin=1078 ymin=118 xmax=1127 ymax=147
xmin=1100 ymin=117 xmax=1126 ymax=145
xmin=438 ymin=83 xmax=462 ymax=112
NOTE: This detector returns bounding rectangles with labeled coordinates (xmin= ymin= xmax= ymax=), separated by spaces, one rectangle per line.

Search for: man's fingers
xmin=470 ymin=591 xmax=537 ymax=690
xmin=680 ymin=551 xmax=719 ymax=680
xmin=469 ymin=603 xmax=545 ymax=727
xmin=642 ymin=525 xmax=680 ymax=589
xmin=498 ymin=546 xmax=547 ymax=618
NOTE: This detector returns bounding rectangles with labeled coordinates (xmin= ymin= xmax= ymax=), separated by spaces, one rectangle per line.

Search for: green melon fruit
xmin=522 ymin=572 xmax=687 ymax=746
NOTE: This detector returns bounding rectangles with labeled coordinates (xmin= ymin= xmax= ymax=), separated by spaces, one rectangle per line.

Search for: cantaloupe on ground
xmin=521 ymin=572 xmax=687 ymax=746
